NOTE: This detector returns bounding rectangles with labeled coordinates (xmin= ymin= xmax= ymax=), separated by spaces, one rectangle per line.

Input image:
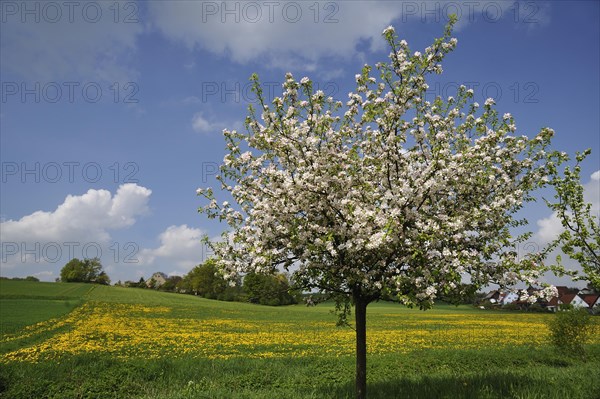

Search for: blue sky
xmin=1 ymin=1 xmax=598 ymax=285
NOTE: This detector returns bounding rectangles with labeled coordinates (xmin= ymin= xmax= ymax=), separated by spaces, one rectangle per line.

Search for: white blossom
xmin=382 ymin=26 xmax=395 ymax=35
xmin=198 ymin=19 xmax=557 ymax=314
xmin=425 ymin=286 xmax=437 ymax=297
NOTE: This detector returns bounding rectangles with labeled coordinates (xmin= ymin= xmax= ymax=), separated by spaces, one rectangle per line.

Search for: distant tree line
xmin=54 ymin=256 xmax=299 ymax=306
xmin=119 ymin=259 xmax=301 ymax=306
xmin=0 ymin=276 xmax=40 ymax=282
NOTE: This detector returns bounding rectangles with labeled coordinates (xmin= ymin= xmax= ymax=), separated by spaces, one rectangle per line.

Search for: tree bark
xmin=354 ymin=294 xmax=368 ymax=399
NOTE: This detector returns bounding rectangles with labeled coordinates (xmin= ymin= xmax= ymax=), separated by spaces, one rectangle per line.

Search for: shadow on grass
xmin=323 ymin=372 xmax=565 ymax=399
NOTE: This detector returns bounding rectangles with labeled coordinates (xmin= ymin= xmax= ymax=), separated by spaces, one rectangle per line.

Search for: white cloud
xmin=147 ymin=1 xmax=534 ymax=74
xmin=32 ymin=271 xmax=55 ymax=281
xmin=1 ymin=1 xmax=547 ymax=92
xmin=0 ymin=184 xmax=151 ymax=269
xmin=191 ymin=112 xmax=217 ymax=133
xmin=1 ymin=1 xmax=143 ymax=84
xmin=147 ymin=1 xmax=405 ymax=73
xmin=584 ymin=170 xmax=600 ymax=208
xmin=191 ymin=112 xmax=243 ymax=134
xmin=138 ymin=225 xmax=207 ymax=272
xmin=536 ymin=212 xmax=563 ymax=244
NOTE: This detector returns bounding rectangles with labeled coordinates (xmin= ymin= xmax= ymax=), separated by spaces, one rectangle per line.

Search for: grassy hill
xmin=0 ymin=280 xmax=93 ymax=299
xmin=1 ymin=280 xmax=599 ymax=398
xmin=0 ymin=280 xmax=92 ymax=335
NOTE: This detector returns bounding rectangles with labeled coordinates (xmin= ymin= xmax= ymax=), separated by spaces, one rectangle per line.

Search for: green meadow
xmin=0 ymin=281 xmax=91 ymax=335
xmin=0 ymin=280 xmax=599 ymax=398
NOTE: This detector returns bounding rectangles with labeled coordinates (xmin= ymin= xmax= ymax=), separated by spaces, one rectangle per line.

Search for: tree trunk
xmin=354 ymin=295 xmax=368 ymax=399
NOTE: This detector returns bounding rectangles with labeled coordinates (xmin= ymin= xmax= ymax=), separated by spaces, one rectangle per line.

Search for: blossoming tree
xmin=198 ymin=18 xmax=559 ymax=398
xmin=545 ymin=149 xmax=599 ymax=289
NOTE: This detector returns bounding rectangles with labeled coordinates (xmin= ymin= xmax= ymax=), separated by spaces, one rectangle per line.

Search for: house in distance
xmin=146 ymin=272 xmax=168 ymax=289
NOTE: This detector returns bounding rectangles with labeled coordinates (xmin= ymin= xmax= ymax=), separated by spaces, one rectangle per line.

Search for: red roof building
xmin=582 ymin=294 xmax=600 ymax=308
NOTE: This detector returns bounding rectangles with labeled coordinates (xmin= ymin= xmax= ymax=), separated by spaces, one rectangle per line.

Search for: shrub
xmin=502 ymin=303 xmax=521 ymax=311
xmin=547 ymin=308 xmax=593 ymax=357
xmin=527 ymin=303 xmax=548 ymax=313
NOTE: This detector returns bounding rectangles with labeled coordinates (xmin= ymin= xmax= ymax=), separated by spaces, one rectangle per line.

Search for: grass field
xmin=0 ymin=281 xmax=91 ymax=336
xmin=1 ymin=280 xmax=599 ymax=398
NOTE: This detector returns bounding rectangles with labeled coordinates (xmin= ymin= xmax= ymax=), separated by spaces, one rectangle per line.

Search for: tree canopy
xmin=179 ymin=259 xmax=229 ymax=299
xmin=60 ymin=257 xmax=110 ymax=285
xmin=198 ymin=17 xmax=562 ymax=398
xmin=243 ymin=272 xmax=298 ymax=306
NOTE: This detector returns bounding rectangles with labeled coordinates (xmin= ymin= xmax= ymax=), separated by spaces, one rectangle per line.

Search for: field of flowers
xmin=3 ymin=284 xmax=598 ymax=364
xmin=1 ymin=281 xmax=599 ymax=399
